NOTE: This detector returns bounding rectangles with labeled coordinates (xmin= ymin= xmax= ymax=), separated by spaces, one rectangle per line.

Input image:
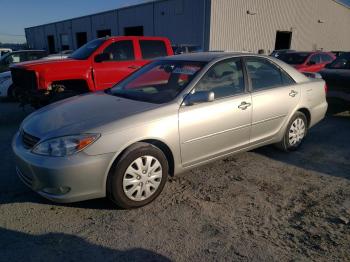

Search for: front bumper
xmin=12 ymin=131 xmax=115 ymax=203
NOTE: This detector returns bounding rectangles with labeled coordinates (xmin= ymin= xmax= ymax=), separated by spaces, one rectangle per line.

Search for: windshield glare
xmin=69 ymin=39 xmax=105 ymax=60
xmin=279 ymin=53 xmax=310 ymax=65
xmin=110 ymin=60 xmax=206 ymax=104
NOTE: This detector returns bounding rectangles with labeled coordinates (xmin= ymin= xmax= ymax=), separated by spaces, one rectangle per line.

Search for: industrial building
xmin=25 ymin=0 xmax=350 ymax=54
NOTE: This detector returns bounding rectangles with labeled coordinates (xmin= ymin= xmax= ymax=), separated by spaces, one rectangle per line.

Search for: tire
xmin=7 ymin=85 xmax=16 ymax=101
xmin=276 ymin=112 xmax=308 ymax=152
xmin=107 ymin=142 xmax=169 ymax=209
xmin=49 ymin=90 xmax=79 ymax=104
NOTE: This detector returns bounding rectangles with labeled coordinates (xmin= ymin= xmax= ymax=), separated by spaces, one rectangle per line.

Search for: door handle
xmin=128 ymin=65 xmax=141 ymax=70
xmin=289 ymin=90 xmax=298 ymax=97
xmin=238 ymin=101 xmax=251 ymax=110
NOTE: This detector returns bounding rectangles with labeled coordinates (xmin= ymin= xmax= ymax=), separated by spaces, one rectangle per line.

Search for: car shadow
xmin=0 ymin=227 xmax=172 ymax=261
xmin=255 ymin=114 xmax=350 ymax=179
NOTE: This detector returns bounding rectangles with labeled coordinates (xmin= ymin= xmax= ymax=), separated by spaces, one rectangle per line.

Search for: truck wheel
xmin=276 ymin=112 xmax=308 ymax=152
xmin=7 ymin=85 xmax=16 ymax=101
xmin=107 ymin=142 xmax=168 ymax=209
xmin=50 ymin=91 xmax=79 ymax=103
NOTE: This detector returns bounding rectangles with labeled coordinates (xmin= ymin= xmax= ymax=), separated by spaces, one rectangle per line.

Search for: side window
xmin=103 ymin=40 xmax=135 ymax=61
xmin=320 ymin=54 xmax=333 ymax=63
xmin=8 ymin=53 xmax=26 ymax=64
xmin=27 ymin=52 xmax=44 ymax=61
xmin=245 ymin=58 xmax=284 ymax=91
xmin=309 ymin=54 xmax=321 ymax=64
xmin=194 ymin=59 xmax=245 ymax=99
xmin=281 ymin=70 xmax=295 ymax=85
xmin=140 ymin=40 xmax=168 ymax=59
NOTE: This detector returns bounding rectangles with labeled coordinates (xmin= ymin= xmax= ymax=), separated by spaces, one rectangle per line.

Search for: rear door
xmin=320 ymin=53 xmax=335 ymax=67
xmin=245 ymin=57 xmax=300 ymax=144
xmin=93 ymin=39 xmax=140 ymax=90
xmin=306 ymin=54 xmax=322 ymax=72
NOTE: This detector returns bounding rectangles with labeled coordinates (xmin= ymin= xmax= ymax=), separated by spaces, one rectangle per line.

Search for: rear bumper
xmin=310 ymin=101 xmax=328 ymax=128
xmin=12 ymin=131 xmax=115 ymax=203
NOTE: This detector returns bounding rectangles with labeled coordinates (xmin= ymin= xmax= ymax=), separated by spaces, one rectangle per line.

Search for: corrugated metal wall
xmin=72 ymin=16 xmax=94 ymax=50
xmin=209 ymin=0 xmax=350 ymax=52
xmin=118 ymin=3 xmax=154 ymax=36
xmin=91 ymin=10 xmax=119 ymax=38
xmin=25 ymin=0 xmax=350 ymax=53
xmin=154 ymin=0 xmax=206 ymax=46
xmin=25 ymin=0 xmax=207 ymax=52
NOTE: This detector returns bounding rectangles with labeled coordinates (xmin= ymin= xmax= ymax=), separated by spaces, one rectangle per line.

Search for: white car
xmin=0 ymin=71 xmax=13 ymax=98
xmin=0 ymin=48 xmax=12 ymax=58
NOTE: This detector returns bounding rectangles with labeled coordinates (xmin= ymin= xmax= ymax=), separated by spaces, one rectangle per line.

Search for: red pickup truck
xmin=11 ymin=36 xmax=173 ymax=107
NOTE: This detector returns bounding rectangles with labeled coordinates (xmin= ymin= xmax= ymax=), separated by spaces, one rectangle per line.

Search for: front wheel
xmin=107 ymin=143 xmax=168 ymax=209
xmin=276 ymin=112 xmax=308 ymax=152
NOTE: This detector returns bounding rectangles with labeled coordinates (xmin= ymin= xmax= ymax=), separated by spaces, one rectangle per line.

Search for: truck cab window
xmin=103 ymin=40 xmax=135 ymax=61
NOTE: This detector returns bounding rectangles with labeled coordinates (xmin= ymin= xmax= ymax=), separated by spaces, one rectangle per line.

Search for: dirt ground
xmin=0 ymin=100 xmax=349 ymax=262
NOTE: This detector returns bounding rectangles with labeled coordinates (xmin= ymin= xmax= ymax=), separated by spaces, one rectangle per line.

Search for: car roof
xmin=161 ymin=52 xmax=257 ymax=62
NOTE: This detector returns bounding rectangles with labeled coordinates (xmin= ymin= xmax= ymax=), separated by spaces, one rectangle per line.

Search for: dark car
xmin=0 ymin=50 xmax=47 ymax=73
xmin=331 ymin=51 xmax=348 ymax=57
xmin=319 ymin=52 xmax=350 ymax=103
xmin=270 ymin=49 xmax=295 ymax=58
xmin=172 ymin=44 xmax=202 ymax=55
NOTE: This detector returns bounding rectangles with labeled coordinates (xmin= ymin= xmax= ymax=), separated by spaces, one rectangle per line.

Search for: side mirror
xmin=94 ymin=53 xmax=111 ymax=63
xmin=183 ymin=91 xmax=215 ymax=106
xmin=308 ymin=60 xmax=316 ymax=66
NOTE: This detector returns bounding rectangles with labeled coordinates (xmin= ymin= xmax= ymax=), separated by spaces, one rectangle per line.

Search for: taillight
xmin=324 ymin=84 xmax=328 ymax=93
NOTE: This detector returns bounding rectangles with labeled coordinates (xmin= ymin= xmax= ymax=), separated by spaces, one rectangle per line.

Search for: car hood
xmin=11 ymin=58 xmax=82 ymax=70
xmin=21 ymin=92 xmax=161 ymax=139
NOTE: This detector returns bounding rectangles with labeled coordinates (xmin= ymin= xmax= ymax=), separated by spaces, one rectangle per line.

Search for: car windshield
xmin=109 ymin=60 xmax=206 ymax=104
xmin=326 ymin=53 xmax=350 ymax=69
xmin=278 ymin=53 xmax=310 ymax=65
xmin=69 ymin=39 xmax=105 ymax=60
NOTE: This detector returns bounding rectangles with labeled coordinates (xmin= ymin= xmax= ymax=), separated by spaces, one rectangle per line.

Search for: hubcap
xmin=123 ymin=156 xmax=162 ymax=201
xmin=289 ymin=118 xmax=306 ymax=146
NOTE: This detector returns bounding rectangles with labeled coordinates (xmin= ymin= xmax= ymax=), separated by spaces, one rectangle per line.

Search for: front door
xmin=179 ymin=58 xmax=252 ymax=166
xmin=244 ymin=57 xmax=301 ymax=144
xmin=93 ymin=39 xmax=143 ymax=90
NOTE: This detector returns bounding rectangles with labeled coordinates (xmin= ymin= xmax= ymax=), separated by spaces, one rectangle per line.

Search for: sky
xmin=0 ymin=0 xmax=152 ymax=43
xmin=0 ymin=0 xmax=349 ymax=43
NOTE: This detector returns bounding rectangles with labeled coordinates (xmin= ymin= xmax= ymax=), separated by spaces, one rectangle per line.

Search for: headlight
xmin=32 ymin=134 xmax=100 ymax=157
xmin=0 ymin=76 xmax=11 ymax=84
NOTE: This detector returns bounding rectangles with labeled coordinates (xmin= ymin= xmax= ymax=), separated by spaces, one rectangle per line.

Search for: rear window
xmin=140 ymin=40 xmax=168 ymax=59
xmin=278 ymin=53 xmax=310 ymax=65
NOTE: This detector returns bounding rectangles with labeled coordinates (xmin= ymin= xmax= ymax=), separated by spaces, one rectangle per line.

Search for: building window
xmin=60 ymin=34 xmax=70 ymax=51
xmin=124 ymin=26 xmax=144 ymax=36
xmin=103 ymin=40 xmax=135 ymax=61
xmin=76 ymin=32 xmax=88 ymax=48
xmin=97 ymin=29 xmax=111 ymax=38
xmin=47 ymin=35 xmax=55 ymax=54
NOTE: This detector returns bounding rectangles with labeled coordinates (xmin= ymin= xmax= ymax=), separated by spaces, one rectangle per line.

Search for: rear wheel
xmin=107 ymin=142 xmax=168 ymax=209
xmin=277 ymin=112 xmax=307 ymax=151
xmin=7 ymin=85 xmax=16 ymax=101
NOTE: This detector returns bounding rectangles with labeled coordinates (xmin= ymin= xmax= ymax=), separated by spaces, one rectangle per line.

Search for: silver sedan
xmin=12 ymin=52 xmax=328 ymax=208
